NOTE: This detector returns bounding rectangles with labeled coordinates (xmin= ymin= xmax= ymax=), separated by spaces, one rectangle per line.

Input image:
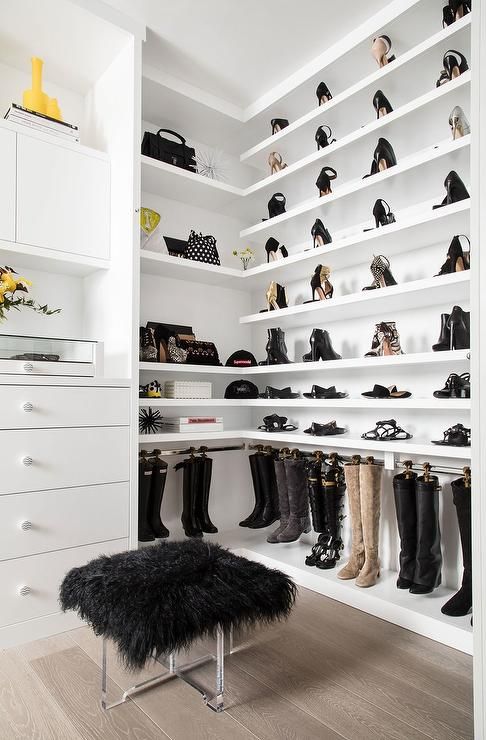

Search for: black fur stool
xmin=60 ymin=539 xmax=296 ymax=712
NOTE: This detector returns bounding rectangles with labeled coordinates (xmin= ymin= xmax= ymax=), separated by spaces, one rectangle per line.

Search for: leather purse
xmin=174 ymin=336 xmax=221 ymax=366
xmin=146 ymin=322 xmax=194 ymax=363
xmin=141 ymin=129 xmax=197 ymax=172
xmin=185 ymin=230 xmax=221 ymax=266
xmin=164 ymin=236 xmax=188 ymax=258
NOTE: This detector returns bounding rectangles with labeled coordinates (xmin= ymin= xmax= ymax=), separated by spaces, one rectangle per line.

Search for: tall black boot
xmin=316 ymin=465 xmax=346 ymax=569
xmin=307 ymin=459 xmax=326 ymax=533
xmin=267 ymin=457 xmax=290 ymax=543
xmin=148 ymin=454 xmax=169 ymax=538
xmin=240 ymin=450 xmax=265 ymax=526
xmin=393 ymin=469 xmax=418 ymax=588
xmin=442 ymin=472 xmax=472 ymax=616
xmin=196 ymin=455 xmax=218 ymax=533
xmin=138 ymin=455 xmax=155 ymax=542
xmin=177 ymin=458 xmax=203 ymax=537
xmin=410 ymin=472 xmax=442 ymax=594
xmin=249 ymin=451 xmax=280 ymax=528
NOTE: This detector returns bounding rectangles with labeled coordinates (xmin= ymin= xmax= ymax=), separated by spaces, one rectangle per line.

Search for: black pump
xmin=315 ymin=125 xmax=336 ymax=150
xmin=363 ymin=137 xmax=397 ymax=178
xmin=316 ymin=166 xmax=337 ymax=196
xmin=433 ymin=170 xmax=469 ymax=209
xmin=303 ymin=328 xmax=341 ymax=362
xmin=265 ymin=237 xmax=288 ymax=262
xmin=316 ymin=81 xmax=332 ymax=105
xmin=435 ymin=235 xmax=470 ymax=275
xmin=264 ymin=193 xmax=286 ymax=220
xmin=311 ymin=218 xmax=332 ymax=248
xmin=373 ymin=90 xmax=393 ymax=118
xmin=271 ymin=118 xmax=289 ymax=134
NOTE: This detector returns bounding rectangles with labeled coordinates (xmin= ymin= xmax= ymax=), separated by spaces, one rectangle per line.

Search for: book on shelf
xmin=4 ymin=103 xmax=80 ymax=142
xmin=162 ymin=416 xmax=224 ymax=433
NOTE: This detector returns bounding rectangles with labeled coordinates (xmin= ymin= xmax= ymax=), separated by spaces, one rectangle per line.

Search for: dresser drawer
xmin=0 ymin=539 xmax=128 ymax=628
xmin=0 ymin=385 xmax=129 ymax=429
xmin=0 ymin=483 xmax=129 ymax=561
xmin=0 ymin=427 xmax=129 ymax=494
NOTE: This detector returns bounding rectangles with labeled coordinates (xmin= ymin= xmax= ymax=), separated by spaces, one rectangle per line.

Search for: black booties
xmin=442 ymin=472 xmax=472 ymax=616
xmin=240 ymin=450 xmax=280 ymax=529
xmin=148 ymin=454 xmax=169 ymax=538
xmin=260 ymin=328 xmax=292 ymax=364
xmin=303 ymin=328 xmax=341 ymax=362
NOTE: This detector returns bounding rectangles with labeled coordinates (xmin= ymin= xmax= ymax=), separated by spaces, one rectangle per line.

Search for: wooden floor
xmin=0 ymin=587 xmax=473 ymax=740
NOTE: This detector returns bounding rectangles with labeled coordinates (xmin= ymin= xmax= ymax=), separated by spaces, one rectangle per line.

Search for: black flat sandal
xmin=305 ymin=537 xmax=327 ymax=566
xmin=433 ymin=372 xmax=470 ymax=398
xmin=259 ymin=386 xmax=300 ymax=399
xmin=432 ymin=423 xmax=470 ymax=446
xmin=361 ymin=384 xmax=411 ymax=399
xmin=258 ymin=414 xmax=297 ymax=433
xmin=304 ymin=420 xmax=347 ymax=436
xmin=303 ymin=384 xmax=347 ymax=399
xmin=362 ymin=418 xmax=412 ymax=440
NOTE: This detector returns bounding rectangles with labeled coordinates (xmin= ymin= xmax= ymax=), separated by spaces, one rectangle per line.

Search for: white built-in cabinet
xmin=0 ymin=127 xmax=16 ymax=242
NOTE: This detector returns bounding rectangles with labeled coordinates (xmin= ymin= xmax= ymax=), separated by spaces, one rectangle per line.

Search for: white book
xmin=162 ymin=423 xmax=224 ymax=433
xmin=6 ymin=116 xmax=79 ymax=142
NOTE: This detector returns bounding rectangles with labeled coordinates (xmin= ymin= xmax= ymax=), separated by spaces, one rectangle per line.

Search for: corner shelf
xmin=140 ymin=398 xmax=471 ymax=411
xmin=140 ymin=250 xmax=244 ymax=287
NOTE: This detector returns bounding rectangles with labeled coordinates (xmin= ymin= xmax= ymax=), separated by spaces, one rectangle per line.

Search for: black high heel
xmin=373 ymin=90 xmax=393 ymax=118
xmin=450 ymin=0 xmax=472 ymax=20
xmin=315 ymin=125 xmax=336 ymax=150
xmin=271 ymin=118 xmax=289 ymax=135
xmin=310 ymin=265 xmax=333 ymax=300
xmin=442 ymin=5 xmax=455 ymax=25
xmin=311 ymin=218 xmax=332 ymax=248
xmin=265 ymin=237 xmax=288 ymax=262
xmin=303 ymin=328 xmax=341 ymax=362
xmin=260 ymin=328 xmax=292 ymax=365
xmin=266 ymin=281 xmax=288 ymax=310
xmin=437 ymin=50 xmax=469 ymax=86
xmin=449 ymin=305 xmax=470 ymax=350
xmin=363 ymin=255 xmax=397 ymax=290
xmin=433 ymin=171 xmax=469 ymax=209
xmin=363 ymin=137 xmax=397 ymax=178
xmin=316 ymin=81 xmax=332 ymax=106
xmin=263 ymin=192 xmax=286 ymax=220
xmin=373 ymin=198 xmax=396 ymax=227
xmin=435 ymin=235 xmax=470 ymax=275
xmin=316 ymin=166 xmax=337 ymax=196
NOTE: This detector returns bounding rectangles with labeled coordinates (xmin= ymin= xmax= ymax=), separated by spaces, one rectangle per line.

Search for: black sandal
xmin=303 ymin=385 xmax=347 ymax=399
xmin=258 ymin=414 xmax=297 ymax=433
xmin=362 ymin=418 xmax=412 ymax=440
xmin=361 ymin=384 xmax=411 ymax=399
xmin=432 ymin=423 xmax=470 ymax=447
xmin=259 ymin=386 xmax=300 ymax=399
xmin=304 ymin=420 xmax=347 ymax=436
xmin=305 ymin=537 xmax=327 ymax=566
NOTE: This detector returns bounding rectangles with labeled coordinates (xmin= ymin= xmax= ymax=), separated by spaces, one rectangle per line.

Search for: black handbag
xmin=164 ymin=236 xmax=188 ymax=258
xmin=173 ymin=336 xmax=222 ymax=366
xmin=141 ymin=129 xmax=197 ymax=172
xmin=185 ymin=230 xmax=221 ymax=266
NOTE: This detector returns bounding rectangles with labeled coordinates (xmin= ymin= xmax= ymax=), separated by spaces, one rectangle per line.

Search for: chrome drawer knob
xmin=19 ymin=520 xmax=32 ymax=531
xmin=22 ymin=402 xmax=34 ymax=413
xmin=18 ymin=585 xmax=31 ymax=596
xmin=23 ymin=362 xmax=34 ymax=373
xmin=22 ymin=456 xmax=33 ymax=467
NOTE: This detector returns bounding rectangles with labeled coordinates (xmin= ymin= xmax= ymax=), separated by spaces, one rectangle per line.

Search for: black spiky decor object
xmin=139 ymin=407 xmax=163 ymax=434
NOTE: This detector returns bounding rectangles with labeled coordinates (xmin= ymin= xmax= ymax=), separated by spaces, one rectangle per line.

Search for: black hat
xmin=224 ymin=380 xmax=259 ymax=399
xmin=225 ymin=349 xmax=258 ymax=367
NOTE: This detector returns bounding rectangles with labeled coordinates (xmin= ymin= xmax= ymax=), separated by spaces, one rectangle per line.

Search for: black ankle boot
xmin=148 ymin=455 xmax=169 ymax=538
xmin=449 ymin=305 xmax=470 ymax=350
xmin=240 ymin=449 xmax=265 ymax=526
xmin=248 ymin=452 xmax=280 ymax=528
xmin=409 ymin=474 xmax=442 ymax=594
xmin=139 ymin=326 xmax=157 ymax=362
xmin=432 ymin=313 xmax=451 ymax=351
xmin=178 ymin=458 xmax=203 ymax=537
xmin=138 ymin=455 xmax=155 ymax=542
xmin=260 ymin=327 xmax=292 ymax=364
xmin=316 ymin=468 xmax=345 ymax=569
xmin=442 ymin=473 xmax=472 ymax=616
xmin=303 ymin=328 xmax=341 ymax=361
xmin=195 ymin=455 xmax=218 ymax=533
xmin=393 ymin=470 xmax=418 ymax=588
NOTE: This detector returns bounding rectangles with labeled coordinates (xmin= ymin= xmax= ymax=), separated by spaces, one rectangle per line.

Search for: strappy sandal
xmin=361 ymin=384 xmax=411 ymax=399
xmin=303 ymin=385 xmax=347 ymax=399
xmin=258 ymin=414 xmax=297 ymax=433
xmin=305 ymin=537 xmax=327 ymax=566
xmin=362 ymin=418 xmax=412 ymax=441
xmin=304 ymin=420 xmax=347 ymax=436
xmin=432 ymin=423 xmax=470 ymax=446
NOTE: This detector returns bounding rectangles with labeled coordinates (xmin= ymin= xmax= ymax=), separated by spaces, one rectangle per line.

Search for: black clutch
xmin=141 ymin=129 xmax=197 ymax=172
xmin=164 ymin=236 xmax=188 ymax=258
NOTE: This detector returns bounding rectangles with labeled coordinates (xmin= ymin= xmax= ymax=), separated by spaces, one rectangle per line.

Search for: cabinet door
xmin=16 ymin=134 xmax=110 ymax=259
xmin=0 ymin=127 xmax=16 ymax=242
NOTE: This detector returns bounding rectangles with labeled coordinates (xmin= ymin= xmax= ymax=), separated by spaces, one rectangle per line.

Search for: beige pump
xmin=337 ymin=456 xmax=364 ymax=579
xmin=356 ymin=457 xmax=383 ymax=587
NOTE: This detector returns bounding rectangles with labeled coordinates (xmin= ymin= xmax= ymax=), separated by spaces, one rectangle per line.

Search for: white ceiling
xmin=104 ymin=0 xmax=388 ymax=107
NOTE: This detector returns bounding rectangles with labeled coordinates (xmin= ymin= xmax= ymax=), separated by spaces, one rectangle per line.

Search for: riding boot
xmin=442 ymin=474 xmax=471 ymax=615
xmin=393 ymin=470 xmax=418 ymax=588
xmin=338 ymin=459 xmax=364 ymax=578
xmin=240 ymin=450 xmax=265 ymax=526
xmin=196 ymin=455 xmax=218 ymax=533
xmin=138 ymin=455 xmax=155 ymax=542
xmin=267 ymin=458 xmax=290 ymax=542
xmin=148 ymin=455 xmax=169 ymax=538
xmin=278 ymin=457 xmax=311 ymax=542
xmin=410 ymin=473 xmax=442 ymax=594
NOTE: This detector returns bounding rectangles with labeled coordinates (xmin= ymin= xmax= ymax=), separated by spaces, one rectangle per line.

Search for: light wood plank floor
xmin=0 ymin=587 xmax=473 ymax=740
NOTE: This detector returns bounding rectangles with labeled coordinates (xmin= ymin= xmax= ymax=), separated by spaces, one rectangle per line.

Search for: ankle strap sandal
xmin=432 ymin=423 xmax=471 ymax=447
xmin=362 ymin=419 xmax=412 ymax=441
xmin=303 ymin=385 xmax=348 ymax=399
xmin=258 ymin=414 xmax=297 ymax=433
xmin=304 ymin=420 xmax=347 ymax=436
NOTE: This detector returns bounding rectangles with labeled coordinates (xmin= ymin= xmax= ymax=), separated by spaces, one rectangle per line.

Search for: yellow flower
xmin=1 ymin=272 xmax=17 ymax=292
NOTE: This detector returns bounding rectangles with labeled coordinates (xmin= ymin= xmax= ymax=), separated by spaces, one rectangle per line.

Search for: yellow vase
xmin=23 ymin=57 xmax=48 ymax=115
xmin=46 ymin=97 xmax=62 ymax=122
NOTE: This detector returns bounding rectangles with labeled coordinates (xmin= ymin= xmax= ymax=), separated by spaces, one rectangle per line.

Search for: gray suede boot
xmin=267 ymin=457 xmax=290 ymax=543
xmin=277 ymin=457 xmax=311 ymax=542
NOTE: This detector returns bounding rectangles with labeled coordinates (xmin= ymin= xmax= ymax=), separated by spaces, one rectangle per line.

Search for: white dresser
xmin=0 ymin=375 xmax=130 ymax=648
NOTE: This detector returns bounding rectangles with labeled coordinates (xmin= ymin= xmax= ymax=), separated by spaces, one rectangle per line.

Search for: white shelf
xmin=140 ymin=250 xmax=244 ymax=286
xmin=141 ymin=155 xmax=244 ymax=210
xmin=140 ymin=398 xmax=471 ymax=411
xmin=140 ymin=350 xmax=470 ymax=377
xmin=240 ymin=15 xmax=472 ymax=167
xmin=139 ymin=430 xmax=245 ymax=444
xmin=240 ymin=271 xmax=470 ymax=329
xmin=0 ymin=238 xmax=110 ymax=277
xmin=240 ymin=136 xmax=471 ymax=240
xmin=219 ymin=531 xmax=472 ymax=655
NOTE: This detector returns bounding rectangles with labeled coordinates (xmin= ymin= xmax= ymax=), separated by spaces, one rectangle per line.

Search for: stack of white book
xmin=162 ymin=416 xmax=224 ymax=433
xmin=164 ymin=381 xmax=212 ymax=399
xmin=4 ymin=103 xmax=79 ymax=143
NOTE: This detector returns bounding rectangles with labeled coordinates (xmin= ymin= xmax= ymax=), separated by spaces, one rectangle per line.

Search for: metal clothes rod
xmin=139 ymin=444 xmax=245 ymax=457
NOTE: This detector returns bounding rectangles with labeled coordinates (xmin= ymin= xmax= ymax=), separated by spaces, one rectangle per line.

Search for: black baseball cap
xmin=224 ymin=380 xmax=259 ymax=399
xmin=225 ymin=349 xmax=258 ymax=367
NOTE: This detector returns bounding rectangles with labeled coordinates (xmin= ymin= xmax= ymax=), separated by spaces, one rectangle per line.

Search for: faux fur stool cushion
xmin=60 ymin=540 xmax=296 ymax=669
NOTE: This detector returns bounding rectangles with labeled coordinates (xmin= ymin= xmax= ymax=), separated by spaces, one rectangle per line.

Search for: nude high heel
xmin=268 ymin=151 xmax=288 ymax=175
xmin=371 ymin=35 xmax=395 ymax=68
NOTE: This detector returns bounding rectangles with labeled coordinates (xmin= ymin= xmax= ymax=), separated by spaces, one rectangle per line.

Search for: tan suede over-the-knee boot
xmin=337 ymin=456 xmax=364 ymax=579
xmin=356 ymin=457 xmax=383 ymax=588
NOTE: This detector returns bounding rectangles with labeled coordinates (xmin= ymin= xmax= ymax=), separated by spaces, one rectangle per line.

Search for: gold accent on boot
xmin=337 ymin=459 xmax=364 ymax=579
xmin=356 ymin=459 xmax=382 ymax=587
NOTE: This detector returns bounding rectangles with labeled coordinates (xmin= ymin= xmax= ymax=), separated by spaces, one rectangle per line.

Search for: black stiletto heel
xmin=316 ymin=167 xmax=337 ymax=196
xmin=437 ymin=50 xmax=469 ymax=86
xmin=435 ymin=235 xmax=470 ymax=275
xmin=433 ymin=171 xmax=469 ymax=209
xmin=363 ymin=138 xmax=397 ymax=178
xmin=311 ymin=218 xmax=332 ymax=248
xmin=265 ymin=237 xmax=288 ymax=262
xmin=373 ymin=90 xmax=393 ymax=118
xmin=315 ymin=125 xmax=336 ymax=150
xmin=316 ymin=81 xmax=332 ymax=106
xmin=271 ymin=118 xmax=289 ymax=135
xmin=373 ymin=198 xmax=396 ymax=228
xmin=310 ymin=265 xmax=333 ymax=301
xmin=263 ymin=192 xmax=286 ymax=220
xmin=363 ymin=255 xmax=397 ymax=290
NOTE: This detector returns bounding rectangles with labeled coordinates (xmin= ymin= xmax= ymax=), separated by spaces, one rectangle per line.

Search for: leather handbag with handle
xmin=141 ymin=128 xmax=197 ymax=172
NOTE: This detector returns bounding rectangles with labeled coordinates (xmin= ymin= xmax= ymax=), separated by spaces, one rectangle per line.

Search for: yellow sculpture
xmin=23 ymin=57 xmax=63 ymax=121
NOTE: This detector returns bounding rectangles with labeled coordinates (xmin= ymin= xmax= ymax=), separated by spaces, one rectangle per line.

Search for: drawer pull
xmin=19 ymin=520 xmax=33 ymax=531
xmin=18 ymin=585 xmax=31 ymax=596
xmin=22 ymin=456 xmax=33 ymax=467
xmin=22 ymin=402 xmax=34 ymax=413
xmin=23 ymin=362 xmax=34 ymax=373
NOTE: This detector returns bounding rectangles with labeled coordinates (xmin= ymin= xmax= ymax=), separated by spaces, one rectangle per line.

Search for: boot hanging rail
xmin=247 ymin=444 xmax=469 ymax=477
xmin=140 ymin=444 xmax=245 ymax=458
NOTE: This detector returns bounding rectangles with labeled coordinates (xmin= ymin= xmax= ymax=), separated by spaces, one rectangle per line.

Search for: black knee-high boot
xmin=196 ymin=455 xmax=218 ymax=533
xmin=177 ymin=457 xmax=203 ymax=537
xmin=442 ymin=473 xmax=472 ymax=616
xmin=307 ymin=459 xmax=326 ymax=533
xmin=148 ymin=455 xmax=169 ymax=538
xmin=249 ymin=451 xmax=280 ymax=528
xmin=138 ymin=455 xmax=155 ymax=542
xmin=410 ymin=473 xmax=442 ymax=594
xmin=393 ymin=470 xmax=418 ymax=589
xmin=240 ymin=450 xmax=265 ymax=526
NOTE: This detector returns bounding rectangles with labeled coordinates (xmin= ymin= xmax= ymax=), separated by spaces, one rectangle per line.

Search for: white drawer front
xmin=0 ymin=483 xmax=129 ymax=561
xmin=0 ymin=427 xmax=129 ymax=494
xmin=0 ymin=538 xmax=128 ymax=627
xmin=0 ymin=359 xmax=94 ymax=377
xmin=0 ymin=386 xmax=129 ymax=430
